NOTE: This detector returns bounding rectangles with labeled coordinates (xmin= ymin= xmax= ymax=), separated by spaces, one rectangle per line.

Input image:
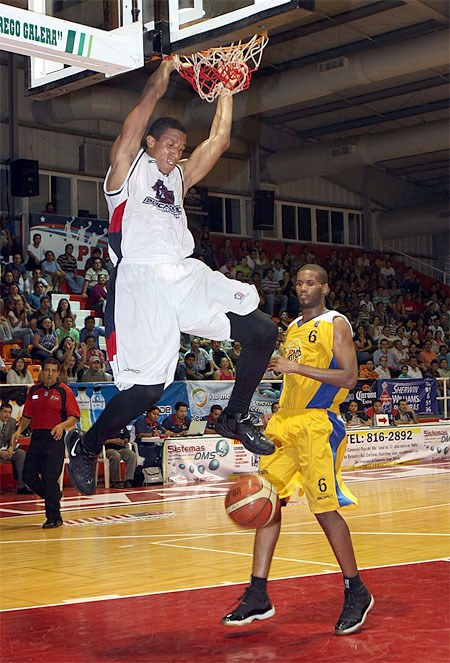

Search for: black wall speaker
xmin=10 ymin=159 xmax=39 ymax=197
xmin=253 ymin=189 xmax=274 ymax=230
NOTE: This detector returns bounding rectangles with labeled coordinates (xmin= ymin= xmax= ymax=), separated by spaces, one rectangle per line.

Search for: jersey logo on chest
xmin=285 ymin=338 xmax=302 ymax=363
xmin=152 ymin=179 xmax=175 ymax=205
xmin=142 ymin=179 xmax=182 ymax=218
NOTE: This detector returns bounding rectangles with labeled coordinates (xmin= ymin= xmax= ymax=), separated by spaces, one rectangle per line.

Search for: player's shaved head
xmin=297 ymin=264 xmax=328 ymax=284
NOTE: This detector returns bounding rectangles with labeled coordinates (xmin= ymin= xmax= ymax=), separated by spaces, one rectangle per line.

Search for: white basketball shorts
xmin=108 ymin=258 xmax=259 ymax=390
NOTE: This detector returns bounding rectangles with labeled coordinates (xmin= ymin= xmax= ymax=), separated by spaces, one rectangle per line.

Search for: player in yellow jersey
xmin=222 ymin=264 xmax=374 ymax=635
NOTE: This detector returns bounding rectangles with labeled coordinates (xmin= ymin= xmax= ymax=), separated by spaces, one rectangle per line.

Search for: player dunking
xmin=65 ymin=58 xmax=277 ymax=495
xmin=222 ymin=264 xmax=373 ymax=635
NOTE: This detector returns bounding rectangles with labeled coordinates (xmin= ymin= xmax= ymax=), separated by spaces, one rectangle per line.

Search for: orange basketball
xmin=225 ymin=474 xmax=278 ymax=529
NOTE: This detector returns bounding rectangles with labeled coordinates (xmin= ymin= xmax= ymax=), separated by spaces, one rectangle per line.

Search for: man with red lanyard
xmin=12 ymin=357 xmax=80 ymax=529
xmin=161 ymin=401 xmax=191 ymax=437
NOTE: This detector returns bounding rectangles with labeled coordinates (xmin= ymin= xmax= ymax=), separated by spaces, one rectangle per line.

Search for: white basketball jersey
xmin=104 ymin=149 xmax=195 ymax=265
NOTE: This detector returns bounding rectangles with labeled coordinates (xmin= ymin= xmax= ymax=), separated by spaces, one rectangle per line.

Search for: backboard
xmin=2 ymin=0 xmax=314 ymax=98
xmin=163 ymin=0 xmax=315 ymax=55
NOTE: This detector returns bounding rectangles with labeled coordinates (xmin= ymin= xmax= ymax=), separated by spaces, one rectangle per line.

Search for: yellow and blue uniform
xmin=262 ymin=310 xmax=357 ymax=514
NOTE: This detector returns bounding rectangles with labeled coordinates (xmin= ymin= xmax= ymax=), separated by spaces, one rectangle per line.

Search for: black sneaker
xmin=335 ymin=584 xmax=374 ymax=635
xmin=42 ymin=517 xmax=63 ymax=529
xmin=216 ymin=412 xmax=275 ymax=456
xmin=65 ymin=429 xmax=97 ymax=496
xmin=221 ymin=586 xmax=275 ymax=626
xmin=17 ymin=486 xmax=33 ymax=495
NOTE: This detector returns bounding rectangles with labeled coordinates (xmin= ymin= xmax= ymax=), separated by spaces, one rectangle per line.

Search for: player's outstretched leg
xmin=65 ymin=383 xmax=164 ymax=495
xmin=221 ymin=582 xmax=275 ymax=626
xmin=65 ymin=429 xmax=97 ymax=495
xmin=335 ymin=582 xmax=374 ymax=635
xmin=216 ymin=310 xmax=277 ymax=455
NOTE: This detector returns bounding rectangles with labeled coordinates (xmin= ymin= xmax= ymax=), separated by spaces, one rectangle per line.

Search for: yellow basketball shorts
xmin=262 ymin=408 xmax=358 ymax=514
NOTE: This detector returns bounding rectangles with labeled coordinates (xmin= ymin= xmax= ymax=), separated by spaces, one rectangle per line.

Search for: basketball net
xmin=172 ymin=33 xmax=268 ymax=103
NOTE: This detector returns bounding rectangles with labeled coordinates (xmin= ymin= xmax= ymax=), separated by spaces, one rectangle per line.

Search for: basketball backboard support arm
xmin=0 ymin=2 xmax=143 ymax=76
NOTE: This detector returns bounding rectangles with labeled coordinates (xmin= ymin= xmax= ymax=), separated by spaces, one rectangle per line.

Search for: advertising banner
xmin=377 ymin=379 xmax=437 ymax=415
xmin=186 ymin=380 xmax=275 ymax=422
xmin=67 ymin=380 xmax=273 ymax=431
xmin=347 ymin=378 xmax=378 ymax=409
xmin=29 ymin=212 xmax=109 ymax=269
xmin=345 ymin=378 xmax=438 ymax=415
xmin=165 ymin=435 xmax=259 ymax=484
xmin=70 ymin=382 xmax=117 ymax=431
xmin=343 ymin=423 xmax=450 ymax=469
xmin=70 ymin=381 xmax=189 ymax=429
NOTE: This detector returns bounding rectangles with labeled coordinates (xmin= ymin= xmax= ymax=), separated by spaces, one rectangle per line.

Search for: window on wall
xmin=29 ymin=174 xmax=109 ymax=219
xmin=281 ymin=205 xmax=312 ymax=242
xmin=316 ymin=209 xmax=330 ymax=243
xmin=98 ymin=191 xmax=108 ymax=220
xmin=51 ymin=176 xmax=71 ymax=215
xmin=77 ymin=180 xmax=98 ymax=217
xmin=207 ymin=196 xmax=223 ymax=232
xmin=278 ymin=200 xmax=362 ymax=247
xmin=29 ymin=174 xmax=50 ymax=214
xmin=282 ymin=205 xmax=296 ymax=240
xmin=77 ymin=179 xmax=108 ymax=219
xmin=225 ymin=198 xmax=242 ymax=235
xmin=29 ymin=174 xmax=71 ymax=215
xmin=349 ymin=212 xmax=364 ymax=246
xmin=298 ymin=207 xmax=312 ymax=241
xmin=331 ymin=211 xmax=344 ymax=244
xmin=207 ymin=195 xmax=244 ymax=235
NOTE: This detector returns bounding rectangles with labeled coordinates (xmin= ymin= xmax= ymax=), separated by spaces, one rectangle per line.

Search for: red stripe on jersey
xmin=106 ymin=330 xmax=117 ymax=362
xmin=109 ymin=199 xmax=127 ymax=234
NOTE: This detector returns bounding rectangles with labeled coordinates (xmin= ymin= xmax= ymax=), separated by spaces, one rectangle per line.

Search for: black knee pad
xmin=126 ymin=384 xmax=164 ymax=412
xmin=228 ymin=309 xmax=278 ymax=349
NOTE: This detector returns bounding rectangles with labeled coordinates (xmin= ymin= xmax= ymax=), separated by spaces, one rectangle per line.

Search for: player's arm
xmin=107 ymin=59 xmax=176 ymax=191
xmin=268 ymin=317 xmax=358 ymax=389
xmin=181 ymin=95 xmax=232 ymax=192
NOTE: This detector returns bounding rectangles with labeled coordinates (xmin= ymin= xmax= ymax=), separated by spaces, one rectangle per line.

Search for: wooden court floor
xmin=0 ymin=463 xmax=449 ymax=662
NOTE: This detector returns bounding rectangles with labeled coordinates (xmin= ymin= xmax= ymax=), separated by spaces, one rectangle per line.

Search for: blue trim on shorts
xmin=104 ymin=264 xmax=117 ymax=340
xmin=327 ymin=410 xmax=353 ymax=508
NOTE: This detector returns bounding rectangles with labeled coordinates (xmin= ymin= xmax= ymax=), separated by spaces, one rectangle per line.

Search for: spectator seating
xmin=1 ymin=342 xmax=23 ymax=360
xmin=27 ymin=365 xmax=42 ymax=381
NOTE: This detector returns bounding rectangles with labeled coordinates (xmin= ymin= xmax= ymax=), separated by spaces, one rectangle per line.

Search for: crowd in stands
xmin=0 ymin=214 xmax=111 ymax=384
xmin=0 ymin=213 xmax=449 ymax=495
xmin=0 ymin=215 xmax=449 ymax=409
xmin=188 ymin=227 xmax=450 ymax=416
